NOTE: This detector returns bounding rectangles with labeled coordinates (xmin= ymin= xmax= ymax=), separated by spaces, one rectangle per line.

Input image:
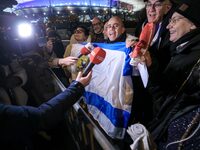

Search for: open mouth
xmin=108 ymin=31 xmax=115 ymax=36
xmin=149 ymin=13 xmax=156 ymax=18
xmin=169 ymin=30 xmax=176 ymax=35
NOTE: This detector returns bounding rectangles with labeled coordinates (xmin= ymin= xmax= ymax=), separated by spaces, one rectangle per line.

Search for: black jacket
xmin=148 ymin=28 xmax=200 ymax=142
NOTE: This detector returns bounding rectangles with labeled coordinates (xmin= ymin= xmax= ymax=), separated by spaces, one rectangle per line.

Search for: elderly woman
xmin=145 ymin=0 xmax=200 ymax=149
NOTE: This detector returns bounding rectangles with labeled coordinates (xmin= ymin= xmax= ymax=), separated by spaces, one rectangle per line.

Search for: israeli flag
xmin=71 ymin=42 xmax=133 ymax=139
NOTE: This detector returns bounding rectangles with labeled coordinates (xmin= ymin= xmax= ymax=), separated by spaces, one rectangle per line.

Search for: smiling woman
xmin=166 ymin=12 xmax=197 ymax=42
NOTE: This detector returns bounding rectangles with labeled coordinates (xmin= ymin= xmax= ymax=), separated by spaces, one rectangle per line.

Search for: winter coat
xmin=148 ymin=28 xmax=200 ymax=149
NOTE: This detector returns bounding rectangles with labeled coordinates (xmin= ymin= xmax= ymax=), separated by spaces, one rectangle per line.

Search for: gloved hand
xmin=5 ymin=76 xmax=22 ymax=88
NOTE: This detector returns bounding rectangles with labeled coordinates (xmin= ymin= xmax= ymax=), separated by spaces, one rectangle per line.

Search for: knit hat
xmin=175 ymin=0 xmax=200 ymax=27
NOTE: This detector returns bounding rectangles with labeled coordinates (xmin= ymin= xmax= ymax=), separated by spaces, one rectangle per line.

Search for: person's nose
xmin=166 ymin=22 xmax=172 ymax=29
xmin=110 ymin=26 xmax=116 ymax=30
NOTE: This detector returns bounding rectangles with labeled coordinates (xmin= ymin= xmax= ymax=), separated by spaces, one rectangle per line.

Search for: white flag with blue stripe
xmin=71 ymin=42 xmax=133 ymax=139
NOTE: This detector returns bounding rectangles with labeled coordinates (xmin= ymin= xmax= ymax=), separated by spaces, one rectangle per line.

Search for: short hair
xmin=91 ymin=16 xmax=102 ymax=23
xmin=108 ymin=16 xmax=124 ymax=27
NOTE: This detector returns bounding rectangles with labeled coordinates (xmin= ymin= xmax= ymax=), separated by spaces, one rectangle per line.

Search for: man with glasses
xmin=91 ymin=17 xmax=104 ymax=42
xmin=128 ymin=0 xmax=176 ymax=126
xmin=106 ymin=16 xmax=134 ymax=43
xmin=143 ymin=0 xmax=173 ymax=68
xmin=132 ymin=0 xmax=174 ymax=68
xmin=145 ymin=0 xmax=172 ymax=23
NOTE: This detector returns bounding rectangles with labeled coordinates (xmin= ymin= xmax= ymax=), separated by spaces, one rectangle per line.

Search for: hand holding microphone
xmin=82 ymin=47 xmax=106 ymax=77
xmin=58 ymin=56 xmax=78 ymax=67
xmin=130 ymin=22 xmax=155 ymax=66
xmin=77 ymin=42 xmax=94 ymax=58
xmin=76 ymin=71 xmax=92 ymax=87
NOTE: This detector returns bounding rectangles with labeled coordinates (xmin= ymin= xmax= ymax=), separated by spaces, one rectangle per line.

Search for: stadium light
xmin=17 ymin=23 xmax=32 ymax=38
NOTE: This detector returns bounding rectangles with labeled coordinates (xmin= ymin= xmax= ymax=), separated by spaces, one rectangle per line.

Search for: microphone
xmin=130 ymin=22 xmax=155 ymax=66
xmin=82 ymin=47 xmax=106 ymax=77
xmin=77 ymin=42 xmax=94 ymax=58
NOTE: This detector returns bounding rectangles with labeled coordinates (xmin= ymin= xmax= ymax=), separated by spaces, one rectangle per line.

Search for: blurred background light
xmin=18 ymin=23 xmax=32 ymax=38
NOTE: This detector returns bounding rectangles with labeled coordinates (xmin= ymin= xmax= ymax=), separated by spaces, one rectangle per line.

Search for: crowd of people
xmin=1 ymin=0 xmax=200 ymax=149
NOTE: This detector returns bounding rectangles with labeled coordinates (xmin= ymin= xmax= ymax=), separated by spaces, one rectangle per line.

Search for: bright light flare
xmin=18 ymin=23 xmax=32 ymax=38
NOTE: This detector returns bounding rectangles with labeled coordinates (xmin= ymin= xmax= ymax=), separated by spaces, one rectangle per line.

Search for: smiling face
xmin=166 ymin=12 xmax=196 ymax=42
xmin=92 ymin=17 xmax=103 ymax=34
xmin=146 ymin=0 xmax=171 ymax=23
xmin=107 ymin=16 xmax=125 ymax=41
xmin=74 ymin=27 xmax=87 ymax=42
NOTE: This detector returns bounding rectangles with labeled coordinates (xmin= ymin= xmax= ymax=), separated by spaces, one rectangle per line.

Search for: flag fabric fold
xmin=70 ymin=42 xmax=133 ymax=139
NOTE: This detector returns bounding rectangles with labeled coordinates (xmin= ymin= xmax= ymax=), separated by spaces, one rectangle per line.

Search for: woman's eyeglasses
xmin=168 ymin=17 xmax=184 ymax=25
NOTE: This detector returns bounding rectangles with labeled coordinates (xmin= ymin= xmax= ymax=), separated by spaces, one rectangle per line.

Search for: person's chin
xmin=109 ymin=37 xmax=116 ymax=41
xmin=148 ymin=18 xmax=157 ymax=23
xmin=170 ymin=37 xmax=176 ymax=42
xmin=169 ymin=33 xmax=177 ymax=42
xmin=95 ymin=31 xmax=101 ymax=34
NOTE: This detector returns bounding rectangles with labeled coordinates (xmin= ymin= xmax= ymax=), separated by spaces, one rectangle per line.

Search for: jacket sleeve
xmin=0 ymin=81 xmax=85 ymax=137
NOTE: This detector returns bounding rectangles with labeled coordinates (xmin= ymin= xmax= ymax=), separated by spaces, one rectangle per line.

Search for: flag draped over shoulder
xmin=70 ymin=42 xmax=133 ymax=139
